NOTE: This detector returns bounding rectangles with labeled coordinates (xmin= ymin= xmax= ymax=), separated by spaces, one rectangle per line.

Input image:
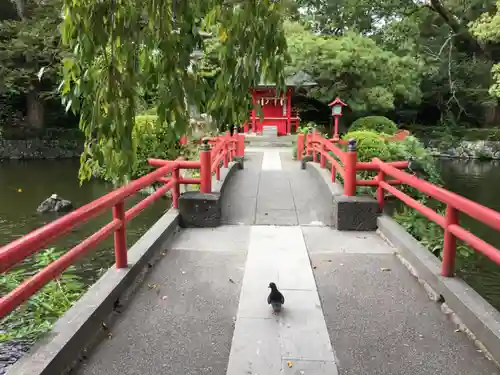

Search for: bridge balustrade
xmin=0 ymin=132 xmax=244 ymax=320
xmin=298 ymin=130 xmax=500 ymax=278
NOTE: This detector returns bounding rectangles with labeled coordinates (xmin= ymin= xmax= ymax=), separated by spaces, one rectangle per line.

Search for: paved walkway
xmin=76 ymin=150 xmax=500 ymax=375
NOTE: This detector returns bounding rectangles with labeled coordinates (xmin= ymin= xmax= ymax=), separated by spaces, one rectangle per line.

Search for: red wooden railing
xmin=298 ymin=130 xmax=500 ymax=278
xmin=297 ymin=130 xmax=408 ymax=196
xmin=0 ymin=133 xmax=244 ymax=320
xmin=374 ymin=158 xmax=500 ymax=276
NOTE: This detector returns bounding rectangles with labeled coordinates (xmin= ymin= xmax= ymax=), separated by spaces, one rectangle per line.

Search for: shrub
xmin=343 ymin=130 xmax=391 ymax=161
xmin=349 ymin=116 xmax=398 ymax=135
xmin=341 ymin=129 xmax=473 ymax=260
xmin=132 ymin=115 xmax=198 ymax=179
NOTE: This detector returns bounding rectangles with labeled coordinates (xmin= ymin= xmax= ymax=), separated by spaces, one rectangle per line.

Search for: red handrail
xmin=297 ymin=131 xmax=500 ymax=277
xmin=0 ymin=133 xmax=245 ymax=320
xmin=373 ymin=158 xmax=500 ymax=276
xmin=298 ymin=131 xmax=408 ymax=196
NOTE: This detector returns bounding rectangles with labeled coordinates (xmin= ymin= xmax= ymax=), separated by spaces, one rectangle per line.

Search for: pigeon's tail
xmin=271 ymin=302 xmax=282 ymax=313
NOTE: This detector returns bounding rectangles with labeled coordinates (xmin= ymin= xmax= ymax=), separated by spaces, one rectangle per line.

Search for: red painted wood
xmin=248 ymin=87 xmax=291 ymax=135
xmin=0 ymin=134 xmax=239 ymax=320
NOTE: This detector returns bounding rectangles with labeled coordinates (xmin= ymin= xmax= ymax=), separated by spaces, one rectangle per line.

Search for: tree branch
xmin=426 ymin=0 xmax=489 ymax=59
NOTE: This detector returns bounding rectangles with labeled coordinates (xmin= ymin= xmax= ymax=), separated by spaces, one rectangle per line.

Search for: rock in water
xmin=37 ymin=194 xmax=73 ymax=213
xmin=267 ymin=282 xmax=285 ymax=313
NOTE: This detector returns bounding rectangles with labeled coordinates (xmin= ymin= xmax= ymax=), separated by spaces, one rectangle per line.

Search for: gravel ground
xmin=0 ymin=341 xmax=30 ymax=375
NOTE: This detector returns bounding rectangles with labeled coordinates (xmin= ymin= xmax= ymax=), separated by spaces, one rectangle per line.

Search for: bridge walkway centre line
xmin=75 ymin=150 xmax=499 ymax=375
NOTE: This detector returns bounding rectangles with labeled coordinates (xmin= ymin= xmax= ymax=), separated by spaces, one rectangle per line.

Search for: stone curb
xmin=377 ymin=215 xmax=500 ymax=366
xmin=7 ymin=161 xmax=242 ymax=375
xmin=7 ymin=210 xmax=180 ymax=375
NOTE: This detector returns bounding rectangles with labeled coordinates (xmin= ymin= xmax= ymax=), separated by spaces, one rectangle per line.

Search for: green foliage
xmin=340 ymin=128 xmax=472 ymax=259
xmin=294 ymin=0 xmax=416 ymax=35
xmin=394 ymin=207 xmax=473 ymax=259
xmin=132 ymin=115 xmax=198 ymax=180
xmin=284 ymin=22 xmax=421 ymax=112
xmin=0 ymin=0 xmax=63 ymax=98
xmin=471 ymin=2 xmax=500 ymax=98
xmin=405 ymin=124 xmax=500 ymax=142
xmin=60 ymin=0 xmax=289 ymax=184
xmin=0 ymin=248 xmax=85 ymax=343
xmin=93 ymin=114 xmax=199 ymax=183
xmin=349 ymin=116 xmax=398 ymax=135
xmin=343 ymin=130 xmax=392 ymax=161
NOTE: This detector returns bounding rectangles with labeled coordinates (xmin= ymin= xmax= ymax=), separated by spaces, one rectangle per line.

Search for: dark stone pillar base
xmin=333 ymin=195 xmax=379 ymax=231
xmin=178 ymin=192 xmax=221 ymax=228
xmin=232 ymin=156 xmax=244 ymax=170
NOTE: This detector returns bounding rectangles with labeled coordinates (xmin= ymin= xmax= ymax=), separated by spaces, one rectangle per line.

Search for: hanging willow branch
xmin=60 ymin=0 xmax=289 ymax=184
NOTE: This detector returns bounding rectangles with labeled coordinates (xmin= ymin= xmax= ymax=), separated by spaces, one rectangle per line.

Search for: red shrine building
xmin=245 ymin=72 xmax=317 ymax=136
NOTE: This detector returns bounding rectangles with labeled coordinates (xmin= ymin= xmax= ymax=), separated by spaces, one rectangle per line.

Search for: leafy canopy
xmin=0 ymin=0 xmax=63 ymax=98
xmin=470 ymin=1 xmax=500 ymax=98
xmin=284 ymin=22 xmax=421 ymax=112
xmin=60 ymin=0 xmax=289 ymax=183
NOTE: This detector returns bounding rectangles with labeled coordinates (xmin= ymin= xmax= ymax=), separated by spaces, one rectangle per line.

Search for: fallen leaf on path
xmin=287 ymin=361 xmax=293 ymax=368
xmin=380 ymin=268 xmax=391 ymax=272
xmin=229 ymin=278 xmax=235 ymax=284
xmin=148 ymin=283 xmax=158 ymax=289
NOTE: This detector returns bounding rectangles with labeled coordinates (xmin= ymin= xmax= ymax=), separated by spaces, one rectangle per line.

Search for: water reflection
xmin=437 ymin=158 xmax=500 ymax=310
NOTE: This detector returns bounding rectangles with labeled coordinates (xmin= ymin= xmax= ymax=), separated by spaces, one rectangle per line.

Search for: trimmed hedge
xmin=349 ymin=116 xmax=398 ymax=135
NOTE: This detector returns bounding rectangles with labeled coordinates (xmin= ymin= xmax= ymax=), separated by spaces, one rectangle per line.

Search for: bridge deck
xmin=75 ymin=150 xmax=499 ymax=375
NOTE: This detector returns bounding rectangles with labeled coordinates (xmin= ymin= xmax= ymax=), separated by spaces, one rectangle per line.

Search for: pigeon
xmin=267 ymin=282 xmax=285 ymax=313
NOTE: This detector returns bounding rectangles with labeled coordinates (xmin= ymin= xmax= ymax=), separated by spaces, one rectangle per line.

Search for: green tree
xmin=295 ymin=0 xmax=416 ymax=35
xmin=378 ymin=7 xmax=494 ymax=124
xmin=471 ymin=0 xmax=500 ymax=98
xmin=0 ymin=0 xmax=64 ymax=129
xmin=60 ymin=0 xmax=289 ymax=183
xmin=284 ymin=22 xmax=421 ymax=112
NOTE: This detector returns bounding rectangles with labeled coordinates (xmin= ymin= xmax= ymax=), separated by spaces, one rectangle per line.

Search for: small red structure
xmin=247 ymin=72 xmax=317 ymax=136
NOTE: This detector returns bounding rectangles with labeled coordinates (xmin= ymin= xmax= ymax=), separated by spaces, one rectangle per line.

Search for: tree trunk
xmin=26 ymin=89 xmax=45 ymax=129
xmin=484 ymin=105 xmax=500 ymax=127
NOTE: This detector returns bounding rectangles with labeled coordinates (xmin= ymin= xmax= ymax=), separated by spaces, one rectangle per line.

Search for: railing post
xmin=320 ymin=140 xmax=326 ymax=168
xmin=232 ymin=129 xmax=238 ymax=159
xmin=297 ymin=133 xmax=305 ymax=160
xmin=224 ymin=131 xmax=230 ymax=168
xmin=442 ymin=205 xmax=459 ymax=277
xmin=199 ymin=139 xmax=212 ymax=193
xmin=306 ymin=127 xmax=313 ymax=157
xmin=344 ymin=138 xmax=357 ymax=196
xmin=376 ymin=169 xmax=385 ymax=211
xmin=331 ymin=161 xmax=336 ymax=182
xmin=172 ymin=165 xmax=180 ymax=209
xmin=112 ymin=201 xmax=127 ymax=268
xmin=312 ymin=129 xmax=318 ymax=163
xmin=237 ymin=133 xmax=245 ymax=157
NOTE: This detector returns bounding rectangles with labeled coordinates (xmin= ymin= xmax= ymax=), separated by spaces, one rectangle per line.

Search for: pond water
xmin=1 ymin=158 xmax=500 ymax=309
xmin=437 ymin=158 xmax=500 ymax=311
xmin=0 ymin=159 xmax=168 ymax=285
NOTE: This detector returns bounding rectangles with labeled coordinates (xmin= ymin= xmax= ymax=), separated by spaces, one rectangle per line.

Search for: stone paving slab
xmin=311 ymin=252 xmax=500 ymax=375
xmin=76 ymin=249 xmax=246 ymax=375
xmin=169 ymin=225 xmax=251 ymax=252
xmin=302 ymin=226 xmax=394 ymax=254
xmin=226 ymin=226 xmax=338 ymax=375
xmin=255 ymin=210 xmax=298 ymax=225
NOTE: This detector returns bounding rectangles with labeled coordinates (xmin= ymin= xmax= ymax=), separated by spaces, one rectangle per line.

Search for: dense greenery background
xmin=2 ymin=0 xmax=500 ymax=175
xmin=2 ymin=1 xmax=500 ymax=173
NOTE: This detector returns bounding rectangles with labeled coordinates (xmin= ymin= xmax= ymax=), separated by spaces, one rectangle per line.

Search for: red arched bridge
xmin=1 ymin=130 xmax=500 ymax=375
